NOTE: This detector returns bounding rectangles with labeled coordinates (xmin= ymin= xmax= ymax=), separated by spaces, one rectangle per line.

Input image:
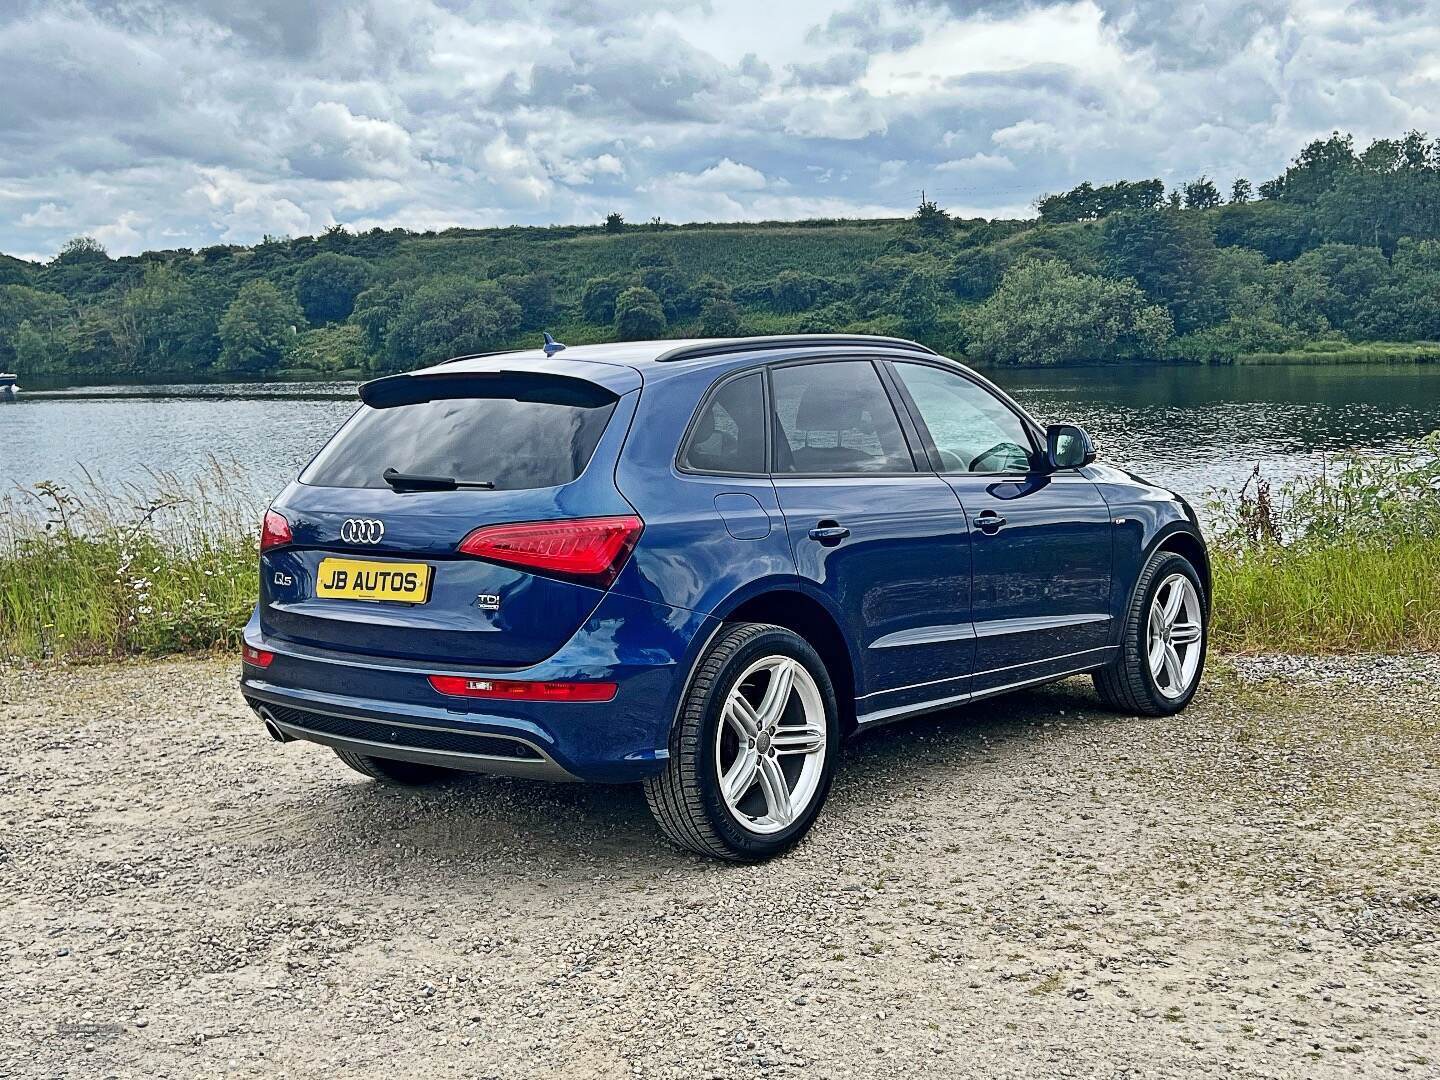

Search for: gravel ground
xmin=2 ymin=656 xmax=1438 ymax=1080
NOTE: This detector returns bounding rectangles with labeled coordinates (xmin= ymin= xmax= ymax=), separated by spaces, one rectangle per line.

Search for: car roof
xmin=428 ymin=335 xmax=940 ymax=387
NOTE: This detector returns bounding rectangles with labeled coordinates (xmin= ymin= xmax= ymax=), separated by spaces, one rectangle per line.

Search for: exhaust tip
xmin=256 ymin=706 xmax=292 ymax=744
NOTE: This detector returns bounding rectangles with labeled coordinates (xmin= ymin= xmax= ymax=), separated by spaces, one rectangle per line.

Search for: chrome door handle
xmin=976 ymin=511 xmax=1006 ymax=533
xmin=808 ymin=521 xmax=850 ymax=545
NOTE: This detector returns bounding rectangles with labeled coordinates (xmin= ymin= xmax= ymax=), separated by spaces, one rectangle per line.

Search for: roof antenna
xmin=542 ymin=332 xmax=567 ymax=357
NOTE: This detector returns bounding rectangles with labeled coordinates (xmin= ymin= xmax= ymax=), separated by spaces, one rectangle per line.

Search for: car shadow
xmin=284 ymin=676 xmax=1120 ymax=871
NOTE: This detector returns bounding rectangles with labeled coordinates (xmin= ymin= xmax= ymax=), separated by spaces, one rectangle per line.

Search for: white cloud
xmin=936 ymin=152 xmax=1017 ymax=173
xmin=0 ymin=0 xmax=1435 ymax=256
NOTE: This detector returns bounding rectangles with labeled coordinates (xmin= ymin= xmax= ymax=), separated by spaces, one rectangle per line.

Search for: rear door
xmin=885 ymin=360 xmax=1113 ymax=690
xmin=766 ymin=359 xmax=973 ymax=714
xmin=260 ymin=369 xmax=638 ymax=667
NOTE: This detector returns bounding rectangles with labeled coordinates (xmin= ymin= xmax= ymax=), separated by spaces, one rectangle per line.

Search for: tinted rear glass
xmin=302 ymin=380 xmax=618 ymax=491
xmin=682 ymin=373 xmax=767 ymax=473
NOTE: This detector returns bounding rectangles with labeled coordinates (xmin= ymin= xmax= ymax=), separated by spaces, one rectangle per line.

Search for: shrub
xmin=614 ymin=286 xmax=666 ymax=340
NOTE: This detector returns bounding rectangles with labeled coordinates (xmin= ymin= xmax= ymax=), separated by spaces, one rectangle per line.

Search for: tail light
xmin=260 ymin=509 xmax=292 ymax=552
xmin=243 ymin=644 xmax=275 ymax=668
xmin=428 ymin=675 xmax=617 ymax=702
xmin=457 ymin=515 xmax=642 ymax=587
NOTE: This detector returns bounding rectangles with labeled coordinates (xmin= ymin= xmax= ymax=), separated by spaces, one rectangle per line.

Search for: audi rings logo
xmin=340 ymin=518 xmax=385 ymax=545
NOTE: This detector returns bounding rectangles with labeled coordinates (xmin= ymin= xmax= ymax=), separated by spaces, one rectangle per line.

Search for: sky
xmin=0 ymin=0 xmax=1436 ymax=261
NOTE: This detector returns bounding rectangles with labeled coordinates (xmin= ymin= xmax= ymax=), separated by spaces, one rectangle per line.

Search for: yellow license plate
xmin=315 ymin=558 xmax=433 ymax=604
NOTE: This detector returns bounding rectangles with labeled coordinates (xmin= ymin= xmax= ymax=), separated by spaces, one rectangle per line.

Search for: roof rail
xmin=653 ymin=334 xmax=939 ymax=364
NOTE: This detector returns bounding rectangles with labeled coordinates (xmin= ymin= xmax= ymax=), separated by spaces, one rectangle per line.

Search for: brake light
xmin=456 ymin=516 xmax=642 ymax=586
xmin=260 ymin=509 xmax=292 ymax=552
xmin=243 ymin=644 xmax=275 ymax=668
xmin=428 ymin=676 xmax=617 ymax=702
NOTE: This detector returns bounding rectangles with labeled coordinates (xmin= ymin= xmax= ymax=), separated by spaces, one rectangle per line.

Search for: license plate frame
xmin=314 ymin=557 xmax=434 ymax=605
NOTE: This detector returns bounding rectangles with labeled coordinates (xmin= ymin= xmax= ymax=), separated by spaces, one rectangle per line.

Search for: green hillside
xmin=2 ymin=130 xmax=1438 ymax=380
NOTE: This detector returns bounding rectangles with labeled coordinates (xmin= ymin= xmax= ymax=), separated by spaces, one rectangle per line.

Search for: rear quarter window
xmin=302 ymin=376 xmax=618 ymax=491
xmin=681 ymin=373 xmax=767 ymax=474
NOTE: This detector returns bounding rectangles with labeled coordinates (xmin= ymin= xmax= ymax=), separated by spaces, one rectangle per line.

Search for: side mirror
xmin=1046 ymin=423 xmax=1096 ymax=470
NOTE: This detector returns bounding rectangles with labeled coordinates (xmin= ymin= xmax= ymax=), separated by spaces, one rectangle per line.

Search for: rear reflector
xmin=260 ymin=509 xmax=292 ymax=552
xmin=428 ymin=675 xmax=617 ymax=702
xmin=456 ymin=515 xmax=642 ymax=587
xmin=243 ymin=644 xmax=275 ymax=668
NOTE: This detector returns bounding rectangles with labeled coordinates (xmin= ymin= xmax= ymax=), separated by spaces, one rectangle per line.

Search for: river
xmin=3 ymin=364 xmax=1437 ymax=512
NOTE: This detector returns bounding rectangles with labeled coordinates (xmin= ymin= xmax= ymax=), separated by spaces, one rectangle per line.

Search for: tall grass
xmin=1233 ymin=340 xmax=1440 ymax=365
xmin=3 ymin=439 xmax=1438 ymax=663
xmin=1208 ymin=433 xmax=1440 ymax=653
xmin=0 ymin=462 xmax=257 ymax=661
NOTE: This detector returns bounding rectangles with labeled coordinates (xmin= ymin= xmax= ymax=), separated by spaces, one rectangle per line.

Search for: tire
xmin=333 ymin=748 xmax=455 ymax=785
xmin=643 ymin=622 xmax=840 ymax=862
xmin=1094 ymin=549 xmax=1208 ymax=716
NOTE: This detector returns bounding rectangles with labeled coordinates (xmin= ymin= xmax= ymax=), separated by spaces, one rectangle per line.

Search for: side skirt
xmin=853 ymin=646 xmax=1116 ymax=730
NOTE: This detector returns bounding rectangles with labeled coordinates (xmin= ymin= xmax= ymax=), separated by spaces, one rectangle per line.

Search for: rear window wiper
xmin=382 ymin=468 xmax=496 ymax=492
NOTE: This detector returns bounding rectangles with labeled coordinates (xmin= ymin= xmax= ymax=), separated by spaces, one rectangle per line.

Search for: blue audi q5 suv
xmin=242 ymin=334 xmax=1209 ymax=860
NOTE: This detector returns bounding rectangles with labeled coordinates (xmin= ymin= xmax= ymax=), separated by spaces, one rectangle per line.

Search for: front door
xmin=886 ymin=360 xmax=1114 ymax=693
xmin=767 ymin=359 xmax=974 ymax=716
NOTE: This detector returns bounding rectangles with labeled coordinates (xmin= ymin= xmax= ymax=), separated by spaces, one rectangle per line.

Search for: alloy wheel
xmin=714 ymin=655 xmax=828 ymax=835
xmin=1147 ymin=573 xmax=1204 ymax=700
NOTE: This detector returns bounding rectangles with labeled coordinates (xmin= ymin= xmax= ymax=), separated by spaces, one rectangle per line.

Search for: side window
xmin=771 ymin=361 xmax=914 ymax=474
xmin=892 ymin=362 xmax=1035 ymax=474
xmin=681 ymin=372 xmax=767 ymax=473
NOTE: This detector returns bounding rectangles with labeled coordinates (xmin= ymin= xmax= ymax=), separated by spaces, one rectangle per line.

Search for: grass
xmin=2 ymin=438 xmax=1438 ymax=663
xmin=1206 ymin=434 xmax=1440 ymax=653
xmin=0 ymin=464 xmax=256 ymax=661
xmin=1233 ymin=340 xmax=1440 ymax=365
xmin=1212 ymin=539 xmax=1440 ymax=653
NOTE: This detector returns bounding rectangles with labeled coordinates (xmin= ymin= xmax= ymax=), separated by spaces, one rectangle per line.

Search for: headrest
xmin=795 ymin=383 xmax=872 ymax=432
xmin=692 ymin=408 xmax=716 ymax=443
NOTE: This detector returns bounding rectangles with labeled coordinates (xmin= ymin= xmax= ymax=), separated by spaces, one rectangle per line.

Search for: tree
xmin=1037 ymin=178 xmax=1165 ymax=223
xmin=497 ymin=271 xmax=556 ymax=328
xmin=771 ymin=270 xmax=824 ymax=314
xmin=1167 ymin=190 xmax=1182 ymax=210
xmin=218 ymin=280 xmax=302 ymax=374
xmin=699 ymin=297 xmax=740 ymax=336
xmin=947 ymin=247 xmax=1005 ymax=301
xmin=914 ymin=195 xmax=951 ymax=239
xmin=0 ymin=285 xmax=68 ymax=366
xmin=53 ymin=236 xmax=109 ymax=265
xmin=1270 ymin=132 xmax=1358 ymax=202
xmin=604 ymin=212 xmax=625 ymax=233
xmin=381 ymin=278 xmax=522 ymax=365
xmin=1102 ymin=210 xmax=1222 ymax=332
xmin=350 ymin=282 xmax=407 ymax=356
xmin=1289 ymin=243 xmax=1390 ymax=331
xmin=580 ymin=274 xmax=631 ymax=324
xmin=896 ymin=268 xmax=942 ymax=336
xmin=1230 ymin=178 xmax=1253 ymax=204
xmin=613 ymin=286 xmax=666 ymax=340
xmin=967 ymin=258 xmax=1172 ymax=365
xmin=1183 ymin=176 xmax=1222 ymax=210
xmin=682 ymin=275 xmax=731 ymax=318
xmin=294 ymin=253 xmax=372 ymax=324
xmin=121 ymin=263 xmax=215 ymax=367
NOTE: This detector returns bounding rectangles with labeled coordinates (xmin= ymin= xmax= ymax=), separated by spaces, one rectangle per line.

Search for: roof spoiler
xmin=358 ymin=369 xmax=618 ymax=410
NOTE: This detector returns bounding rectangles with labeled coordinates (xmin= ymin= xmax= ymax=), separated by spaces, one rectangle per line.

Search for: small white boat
xmin=0 ymin=373 xmax=17 ymax=400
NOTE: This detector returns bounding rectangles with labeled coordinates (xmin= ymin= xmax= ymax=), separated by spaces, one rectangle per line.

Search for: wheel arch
xmin=712 ymin=583 xmax=860 ymax=733
xmin=1149 ymin=525 xmax=1211 ymax=606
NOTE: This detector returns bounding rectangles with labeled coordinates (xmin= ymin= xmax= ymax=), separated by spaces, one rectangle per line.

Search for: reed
xmin=3 ymin=438 xmax=1438 ymax=662
xmin=1207 ymin=433 xmax=1440 ymax=653
xmin=0 ymin=460 xmax=257 ymax=660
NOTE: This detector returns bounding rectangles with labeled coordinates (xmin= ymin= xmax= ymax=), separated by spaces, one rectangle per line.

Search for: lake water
xmin=2 ymin=364 xmax=1438 ymax=514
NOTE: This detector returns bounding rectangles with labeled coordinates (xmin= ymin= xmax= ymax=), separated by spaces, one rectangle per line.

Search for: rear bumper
xmin=241 ymin=589 xmax=718 ymax=784
xmin=253 ymin=698 xmax=578 ymax=781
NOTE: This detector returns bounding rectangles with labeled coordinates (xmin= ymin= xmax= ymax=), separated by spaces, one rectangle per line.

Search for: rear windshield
xmin=301 ymin=378 xmax=618 ymax=491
